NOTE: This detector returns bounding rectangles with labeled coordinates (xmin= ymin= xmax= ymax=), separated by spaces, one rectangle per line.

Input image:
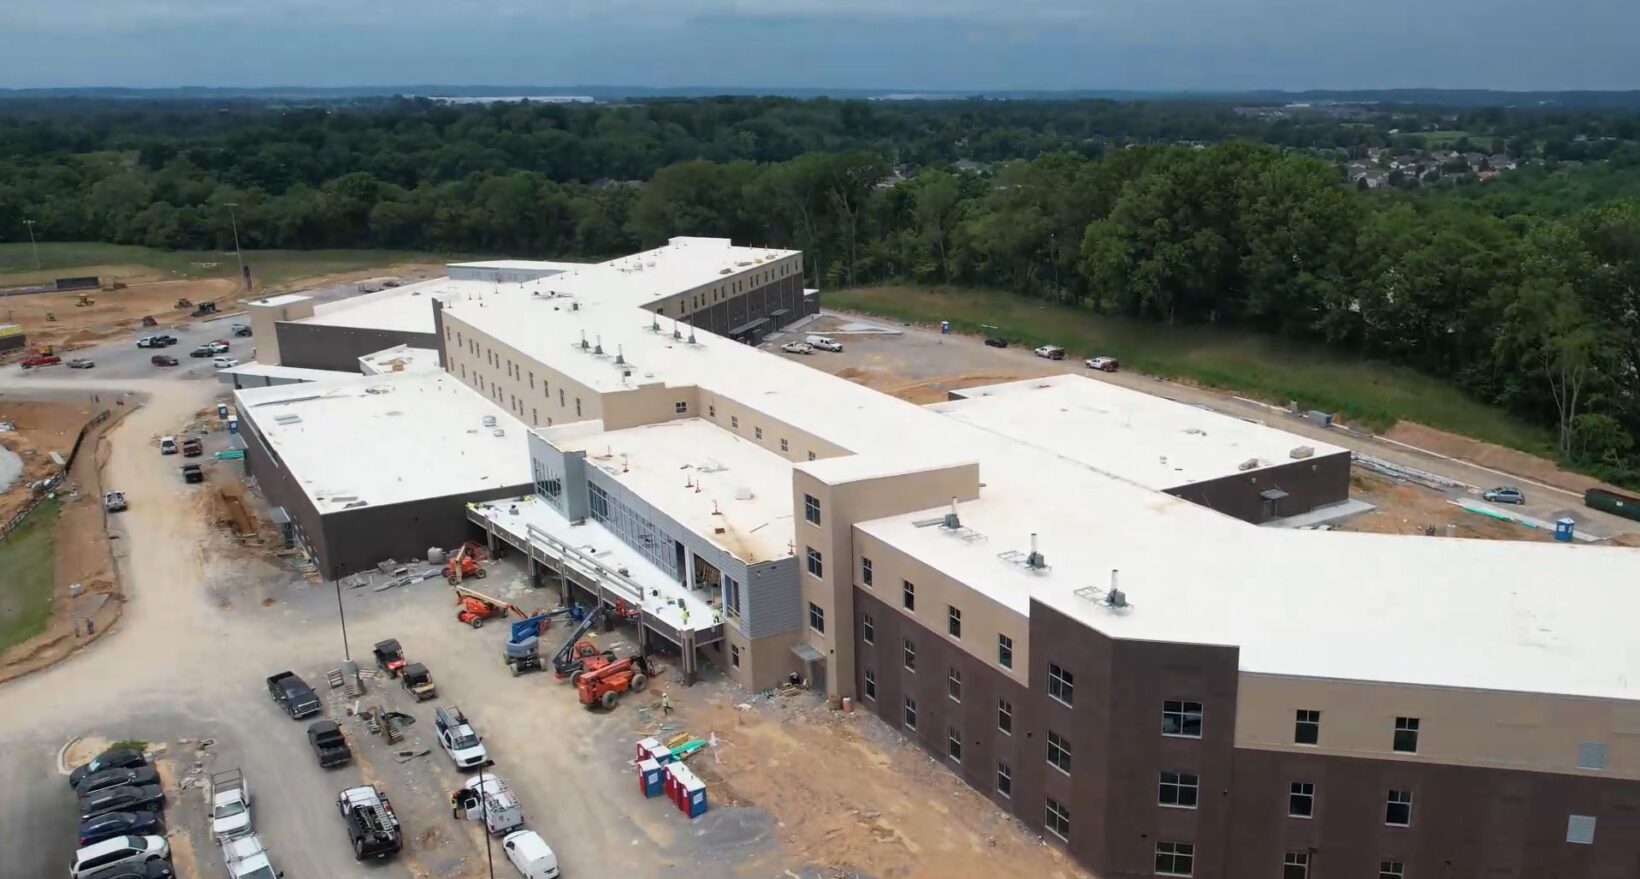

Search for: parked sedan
xmin=1484 ymin=486 xmax=1526 ymax=504
xmin=79 ymin=784 xmax=166 ymax=820
xmin=78 ymin=810 xmax=166 ymax=848
xmin=68 ymin=358 xmax=96 ymax=369
xmin=82 ymin=859 xmax=175 ymax=879
xmin=150 ymin=355 xmax=179 ymax=367
xmin=983 ymin=336 xmax=1008 ymax=348
xmin=212 ymin=356 xmax=239 ymax=369
xmin=70 ymin=749 xmax=148 ymax=788
xmin=75 ymin=766 xmax=161 ymax=796
xmin=189 ymin=346 xmax=214 ymax=358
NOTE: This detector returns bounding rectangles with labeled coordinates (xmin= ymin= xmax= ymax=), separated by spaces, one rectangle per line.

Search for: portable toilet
xmin=663 ymin=763 xmax=682 ymax=805
xmin=682 ymin=776 xmax=708 ymax=818
xmin=666 ymin=764 xmax=692 ymax=809
xmin=636 ymin=737 xmax=662 ymax=762
xmin=227 ymin=415 xmax=240 ymax=434
xmin=217 ymin=403 xmax=229 ymax=419
xmin=1555 ymin=517 xmax=1576 ymax=542
xmin=638 ymin=758 xmax=664 ymax=798
xmin=649 ymin=744 xmax=674 ymax=765
xmin=940 ymin=320 xmax=950 ymax=335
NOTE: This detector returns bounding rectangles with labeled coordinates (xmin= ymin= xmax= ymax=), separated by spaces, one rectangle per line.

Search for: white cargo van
xmin=806 ymin=335 xmax=844 ymax=352
xmin=452 ymin=772 xmax=524 ymax=835
xmin=503 ymin=829 xmax=560 ymax=878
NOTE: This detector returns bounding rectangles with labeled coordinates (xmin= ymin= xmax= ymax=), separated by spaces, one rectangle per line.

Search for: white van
xmin=503 ymin=829 xmax=560 ymax=878
xmin=805 ymin=335 xmax=844 ymax=352
xmin=452 ymin=772 xmax=524 ymax=835
xmin=72 ymin=834 xmax=169 ymax=879
xmin=159 ymin=436 xmax=178 ymax=455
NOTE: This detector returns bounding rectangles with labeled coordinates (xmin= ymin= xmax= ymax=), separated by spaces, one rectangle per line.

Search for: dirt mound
xmin=1385 ymin=422 xmax=1617 ymax=495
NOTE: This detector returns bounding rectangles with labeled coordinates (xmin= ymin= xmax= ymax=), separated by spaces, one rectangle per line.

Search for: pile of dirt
xmin=677 ymin=689 xmax=1085 ymax=879
xmin=830 ymin=366 xmax=1043 ymax=405
xmin=1385 ymin=422 xmax=1618 ymax=496
xmin=0 ymin=277 xmax=238 ymax=351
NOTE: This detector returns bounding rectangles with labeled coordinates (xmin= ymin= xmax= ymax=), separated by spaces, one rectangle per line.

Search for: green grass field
xmin=0 ymin=242 xmax=456 ymax=288
xmin=1420 ymin=130 xmax=1476 ymax=147
xmin=0 ymin=500 xmax=60 ymax=654
xmin=829 ymin=285 xmax=1553 ymax=453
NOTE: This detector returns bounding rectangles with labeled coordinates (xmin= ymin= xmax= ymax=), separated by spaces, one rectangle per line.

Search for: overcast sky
xmin=1 ymin=0 xmax=1636 ymax=91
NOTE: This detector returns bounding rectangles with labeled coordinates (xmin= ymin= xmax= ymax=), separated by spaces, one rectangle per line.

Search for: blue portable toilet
xmin=940 ymin=320 xmax=950 ymax=334
xmin=217 ymin=403 xmax=229 ymax=419
xmin=1554 ymin=517 xmax=1575 ymax=542
xmin=227 ymin=415 xmax=239 ymax=434
xmin=638 ymin=758 xmax=664 ymax=798
xmin=683 ymin=777 xmax=708 ymax=818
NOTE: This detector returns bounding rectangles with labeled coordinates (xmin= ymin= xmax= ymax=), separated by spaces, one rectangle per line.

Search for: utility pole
xmin=22 ymin=219 xmax=40 ymax=269
xmin=479 ymin=772 xmax=495 ymax=879
xmin=332 ymin=563 xmax=352 ymax=661
xmin=224 ymin=203 xmax=246 ymax=290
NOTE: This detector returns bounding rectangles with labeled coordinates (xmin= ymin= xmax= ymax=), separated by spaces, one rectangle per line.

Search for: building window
xmin=1579 ymin=742 xmax=1609 ymax=770
xmin=531 ymin=408 xmax=538 ymax=424
xmin=1048 ymin=663 xmax=1074 ymax=707
xmin=997 ymin=761 xmax=1012 ymax=798
xmin=861 ymin=557 xmax=873 ymax=586
xmin=1158 ymin=771 xmax=1199 ymax=809
xmin=998 ymin=699 xmax=1012 ymax=734
xmin=723 ymin=576 xmax=741 ymax=617
xmin=947 ymin=606 xmax=962 ymax=638
xmin=902 ymin=580 xmax=915 ymax=611
xmin=863 ymin=669 xmax=876 ymax=701
xmin=861 ymin=612 xmax=874 ymax=645
xmin=755 ymin=426 xmax=763 ymax=440
xmin=1162 ymin=700 xmax=1203 ymax=738
xmin=1044 ymin=797 xmax=1070 ymax=842
xmin=948 ymin=728 xmax=962 ymax=763
xmin=1283 ymin=852 xmax=1309 ymax=879
xmin=806 ymin=547 xmax=823 ymax=578
xmin=1289 ymin=782 xmax=1315 ymax=818
xmin=998 ymin=633 xmax=1013 ymax=669
xmin=1566 ymin=815 xmax=1597 ymax=845
xmin=903 ymin=638 xmax=917 ymax=672
xmin=529 ymin=371 xmax=534 ymax=389
xmin=575 ymin=398 xmax=582 ymax=417
xmin=809 ymin=603 xmax=825 ymax=634
xmin=1380 ymin=861 xmax=1405 ymax=878
xmin=708 ymin=404 xmax=715 ymax=418
xmin=559 ymin=389 xmax=565 ymax=406
xmin=730 ymin=644 xmax=741 ymax=668
xmin=1393 ymin=717 xmax=1419 ymax=753
xmin=1155 ymin=842 xmax=1194 ymax=877
xmin=804 ymin=493 xmax=821 ymax=525
xmin=947 ymin=667 xmax=962 ymax=702
xmin=674 ymin=401 xmax=688 ymax=414
xmin=1294 ymin=709 xmax=1320 ymax=745
xmin=1046 ymin=730 xmax=1071 ymax=774
xmin=904 ymin=697 xmax=917 ymax=730
xmin=807 ymin=451 xmax=816 ymax=461
xmin=731 ymin=415 xmax=739 ymax=429
xmin=1385 ymin=789 xmax=1413 ymax=827
xmin=780 ymin=438 xmax=789 ymax=452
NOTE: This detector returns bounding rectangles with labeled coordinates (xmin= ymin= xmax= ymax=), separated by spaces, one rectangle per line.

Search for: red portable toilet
xmin=636 ymin=737 xmax=662 ymax=762
xmin=683 ymin=777 xmax=708 ymax=818
xmin=638 ymin=758 xmax=664 ymax=798
xmin=663 ymin=763 xmax=684 ymax=805
xmin=669 ymin=764 xmax=700 ymax=814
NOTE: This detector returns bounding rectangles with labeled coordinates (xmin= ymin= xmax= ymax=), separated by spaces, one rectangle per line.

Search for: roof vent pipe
xmin=580 ymin=331 xmax=589 ymax=351
xmin=1026 ymin=532 xmax=1047 ymax=569
xmin=687 ymin=322 xmax=697 ymax=345
xmin=615 ymin=345 xmax=625 ymax=366
xmin=943 ymin=497 xmax=961 ymax=529
xmin=594 ymin=335 xmax=604 ymax=356
xmin=651 ymin=314 xmax=660 ymax=332
xmin=672 ymin=320 xmax=682 ymax=341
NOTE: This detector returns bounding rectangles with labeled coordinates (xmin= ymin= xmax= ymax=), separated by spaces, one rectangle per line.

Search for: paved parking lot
xmin=11 ymin=315 xmax=251 ymax=382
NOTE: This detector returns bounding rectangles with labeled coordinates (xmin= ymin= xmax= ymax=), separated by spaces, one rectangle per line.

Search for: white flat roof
xmin=448 ymin=259 xmax=587 ymax=272
xmin=221 ymin=362 xmax=353 ymax=382
xmin=441 ymin=244 xmax=1640 ymax=701
xmin=235 ymin=372 xmax=530 ymax=512
xmin=469 ymin=494 xmax=720 ymax=633
xmin=359 ymin=345 xmax=442 ymax=376
xmin=929 ymin=375 xmax=1348 ymax=490
xmin=248 ymin=293 xmax=312 ymax=308
xmin=301 ymin=282 xmax=441 ymax=334
xmin=542 ymin=418 xmax=796 ymax=564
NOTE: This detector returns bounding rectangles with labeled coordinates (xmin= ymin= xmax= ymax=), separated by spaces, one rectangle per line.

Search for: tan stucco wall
xmin=737 ymin=625 xmax=807 ymax=691
xmin=600 ymin=384 xmax=703 ymax=431
xmin=697 ymin=390 xmax=851 ymax=463
xmin=792 ymin=462 xmax=990 ymax=698
xmin=441 ymin=312 xmax=601 ymax=426
xmin=647 ymin=254 xmax=803 ymax=322
xmin=1237 ymin=673 xmax=1640 ymax=779
xmin=247 ymin=297 xmax=315 ymax=364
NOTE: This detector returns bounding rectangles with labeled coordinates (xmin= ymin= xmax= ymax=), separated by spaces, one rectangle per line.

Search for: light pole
xmin=224 ymin=203 xmax=246 ymax=290
xmin=332 ymin=563 xmax=351 ymax=661
xmin=479 ymin=772 xmax=495 ymax=879
xmin=22 ymin=219 xmax=40 ymax=269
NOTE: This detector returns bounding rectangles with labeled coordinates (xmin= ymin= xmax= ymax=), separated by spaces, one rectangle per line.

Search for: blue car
xmin=79 ymin=811 xmax=166 ymax=848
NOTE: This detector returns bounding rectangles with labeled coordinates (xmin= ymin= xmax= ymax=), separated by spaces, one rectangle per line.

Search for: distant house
xmin=951 ymin=159 xmax=985 ymax=174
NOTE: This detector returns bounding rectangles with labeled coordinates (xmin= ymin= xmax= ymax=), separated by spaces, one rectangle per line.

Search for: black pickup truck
xmin=308 ymin=720 xmax=352 ymax=768
xmin=339 ymin=785 xmax=402 ymax=860
xmin=266 ymin=671 xmax=322 ymax=719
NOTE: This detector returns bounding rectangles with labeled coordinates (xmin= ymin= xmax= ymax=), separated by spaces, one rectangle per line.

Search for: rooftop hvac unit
xmin=734 ymin=486 xmax=753 ymax=500
xmin=482 ymin=415 xmax=497 ymax=428
xmin=1237 ymin=458 xmax=1260 ymax=471
xmin=1289 ymin=445 xmax=1315 ymax=459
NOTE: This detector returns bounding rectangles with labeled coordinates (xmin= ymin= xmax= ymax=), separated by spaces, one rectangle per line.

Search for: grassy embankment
xmin=0 ymin=500 xmax=60 ymax=654
xmin=829 ymin=285 xmax=1553 ymax=454
xmin=0 ymin=242 xmax=452 ymax=288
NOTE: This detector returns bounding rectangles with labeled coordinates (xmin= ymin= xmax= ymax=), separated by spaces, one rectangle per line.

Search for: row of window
xmin=653 ymin=260 xmax=794 ymax=317
xmin=1295 ymin=709 xmax=1422 ymax=754
xmin=717 ymin=409 xmax=818 ymax=462
xmin=1155 ymin=771 xmax=1412 ymax=826
xmin=1157 ymin=845 xmax=1406 ymax=879
xmin=858 ymin=562 xmax=1017 ymax=671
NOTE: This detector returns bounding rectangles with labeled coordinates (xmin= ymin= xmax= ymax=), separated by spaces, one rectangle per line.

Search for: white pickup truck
xmin=434 ymin=705 xmax=491 ymax=770
xmin=222 ymin=833 xmax=279 ymax=879
xmin=209 ymin=768 xmax=253 ymax=841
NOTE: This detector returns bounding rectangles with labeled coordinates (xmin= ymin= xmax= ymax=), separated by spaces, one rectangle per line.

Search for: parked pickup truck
xmin=181 ymin=437 xmax=203 ymax=457
xmin=308 ymin=720 xmax=352 ymax=768
xmin=265 ymin=671 xmax=322 ymax=719
xmin=434 ymin=705 xmax=491 ymax=770
xmin=338 ymin=784 xmax=402 ymax=860
xmin=222 ymin=833 xmax=279 ymax=879
xmin=208 ymin=768 xmax=253 ymax=841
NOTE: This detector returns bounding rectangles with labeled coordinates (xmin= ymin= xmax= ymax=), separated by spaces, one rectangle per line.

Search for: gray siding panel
xmin=274 ymin=322 xmax=438 ymax=371
xmin=744 ymin=558 xmax=801 ymax=637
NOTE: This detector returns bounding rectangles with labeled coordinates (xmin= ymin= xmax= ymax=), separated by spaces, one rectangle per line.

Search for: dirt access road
xmin=780 ymin=312 xmax=1640 ymax=540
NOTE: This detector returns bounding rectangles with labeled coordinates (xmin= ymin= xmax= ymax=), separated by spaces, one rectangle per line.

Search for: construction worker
xmin=661 ymin=692 xmax=673 ymax=715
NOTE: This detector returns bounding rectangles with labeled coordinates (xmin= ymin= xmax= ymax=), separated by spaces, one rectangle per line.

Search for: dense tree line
xmin=1 ymin=98 xmax=1639 ymax=480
